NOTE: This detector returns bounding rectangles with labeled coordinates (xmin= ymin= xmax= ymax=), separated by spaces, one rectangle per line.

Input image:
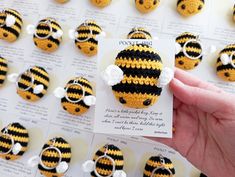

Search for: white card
xmin=94 ymin=38 xmax=174 ymax=138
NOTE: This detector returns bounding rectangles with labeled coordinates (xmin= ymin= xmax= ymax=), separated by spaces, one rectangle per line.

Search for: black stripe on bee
xmin=2 ymin=26 xmax=20 ymax=37
xmin=119 ymin=66 xmax=161 ymax=78
xmin=5 ymin=9 xmax=23 ymax=23
xmin=112 ymin=83 xmax=162 ymax=95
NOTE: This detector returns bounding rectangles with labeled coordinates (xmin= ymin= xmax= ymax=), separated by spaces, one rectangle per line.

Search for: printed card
xmin=94 ymin=38 xmax=174 ymax=138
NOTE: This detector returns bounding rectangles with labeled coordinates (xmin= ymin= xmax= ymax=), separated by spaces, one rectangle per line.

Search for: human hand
xmin=149 ymin=68 xmax=235 ymax=177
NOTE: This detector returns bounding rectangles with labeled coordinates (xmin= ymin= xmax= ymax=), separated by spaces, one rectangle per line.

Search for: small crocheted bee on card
xmin=177 ymin=0 xmax=205 ymax=17
xmin=54 ymin=77 xmax=96 ymax=115
xmin=54 ymin=0 xmax=69 ymax=3
xmin=8 ymin=66 xmax=50 ymax=102
xmin=0 ymin=123 xmax=29 ymax=161
xmin=144 ymin=155 xmax=175 ymax=177
xmin=69 ymin=20 xmax=105 ymax=57
xmin=216 ymin=44 xmax=235 ymax=82
xmin=101 ymin=44 xmax=173 ymax=109
xmin=135 ymin=0 xmax=160 ymax=13
xmin=90 ymin=0 xmax=112 ymax=8
xmin=27 ymin=18 xmax=63 ymax=52
xmin=175 ymin=32 xmax=203 ymax=70
xmin=0 ymin=8 xmax=23 ymax=42
xmin=83 ymin=144 xmax=126 ymax=177
xmin=28 ymin=137 xmax=71 ymax=177
xmin=127 ymin=27 xmax=152 ymax=39
xmin=0 ymin=56 xmax=8 ymax=87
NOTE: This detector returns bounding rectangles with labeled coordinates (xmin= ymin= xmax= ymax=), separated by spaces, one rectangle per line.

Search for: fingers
xmin=170 ymin=78 xmax=231 ymax=114
xmin=174 ymin=68 xmax=223 ymax=93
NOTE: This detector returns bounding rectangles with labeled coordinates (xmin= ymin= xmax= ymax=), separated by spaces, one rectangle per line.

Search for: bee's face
xmin=113 ymin=92 xmax=159 ymax=109
xmin=176 ymin=57 xmax=201 ymax=70
xmin=16 ymin=66 xmax=50 ymax=102
xmin=0 ymin=9 xmax=23 ymax=42
xmin=90 ymin=0 xmax=111 ymax=8
xmin=33 ymin=19 xmax=62 ymax=53
xmin=135 ymin=0 xmax=160 ymax=13
xmin=76 ymin=41 xmax=97 ymax=57
xmin=217 ymin=47 xmax=235 ymax=82
xmin=177 ymin=0 xmax=204 ymax=17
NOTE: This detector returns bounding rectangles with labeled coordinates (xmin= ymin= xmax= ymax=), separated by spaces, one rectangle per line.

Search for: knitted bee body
xmin=38 ymin=137 xmax=71 ymax=177
xmin=0 ymin=56 xmax=8 ymax=86
xmin=32 ymin=18 xmax=63 ymax=52
xmin=74 ymin=20 xmax=102 ymax=57
xmin=16 ymin=66 xmax=50 ymax=102
xmin=177 ymin=0 xmax=205 ymax=17
xmin=90 ymin=0 xmax=112 ymax=8
xmin=135 ymin=0 xmax=160 ymax=14
xmin=216 ymin=44 xmax=235 ymax=82
xmin=144 ymin=155 xmax=175 ymax=177
xmin=0 ymin=8 xmax=23 ymax=42
xmin=127 ymin=27 xmax=152 ymax=39
xmin=91 ymin=144 xmax=124 ymax=177
xmin=112 ymin=44 xmax=163 ymax=109
xmin=175 ymin=32 xmax=203 ymax=70
xmin=61 ymin=77 xmax=94 ymax=115
xmin=0 ymin=123 xmax=29 ymax=161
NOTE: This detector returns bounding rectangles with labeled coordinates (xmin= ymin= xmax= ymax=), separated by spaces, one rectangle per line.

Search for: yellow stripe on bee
xmin=32 ymin=74 xmax=49 ymax=86
xmin=93 ymin=155 xmax=124 ymax=166
xmin=0 ymin=75 xmax=6 ymax=80
xmin=11 ymin=135 xmax=29 ymax=143
xmin=78 ymin=25 xmax=101 ymax=33
xmin=0 ymin=57 xmax=7 ymax=62
xmin=0 ymin=141 xmax=12 ymax=149
xmin=99 ymin=148 xmax=123 ymax=156
xmin=122 ymin=75 xmax=157 ymax=86
xmin=18 ymin=79 xmax=47 ymax=94
xmin=41 ymin=160 xmax=59 ymax=168
xmin=144 ymin=170 xmax=173 ymax=177
xmin=185 ymin=46 xmax=202 ymax=53
xmin=176 ymin=38 xmax=194 ymax=44
xmin=126 ymin=45 xmax=158 ymax=54
xmin=115 ymin=58 xmax=163 ymax=70
xmin=39 ymin=170 xmax=64 ymax=177
xmin=48 ymin=141 xmax=71 ymax=149
xmin=0 ymin=66 xmax=7 ymax=72
xmin=146 ymin=160 xmax=174 ymax=169
xmin=32 ymin=67 xmax=49 ymax=77
xmin=66 ymin=85 xmax=93 ymax=95
xmin=94 ymin=167 xmax=113 ymax=176
xmin=8 ymin=126 xmax=28 ymax=134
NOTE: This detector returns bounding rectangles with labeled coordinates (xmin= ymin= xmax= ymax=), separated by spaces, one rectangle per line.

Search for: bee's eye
xmin=75 ymin=108 xmax=80 ymax=112
xmin=224 ymin=72 xmax=230 ymax=77
xmin=194 ymin=62 xmax=199 ymax=67
xmin=198 ymin=5 xmax=202 ymax=10
xmin=181 ymin=4 xmax=186 ymax=10
xmin=90 ymin=46 xmax=95 ymax=51
xmin=119 ymin=97 xmax=127 ymax=104
xmin=139 ymin=0 xmax=144 ymax=5
xmin=47 ymin=43 xmax=52 ymax=48
xmin=153 ymin=0 xmax=157 ymax=5
xmin=77 ymin=45 xmax=81 ymax=49
xmin=143 ymin=99 xmax=152 ymax=106
xmin=178 ymin=60 xmax=184 ymax=65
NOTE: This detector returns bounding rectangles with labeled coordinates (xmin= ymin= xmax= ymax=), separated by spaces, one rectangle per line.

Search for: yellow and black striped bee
xmin=127 ymin=27 xmax=152 ymax=39
xmin=0 ymin=56 xmax=8 ymax=87
xmin=16 ymin=66 xmax=50 ymax=102
xmin=135 ymin=0 xmax=160 ymax=14
xmin=0 ymin=8 xmax=23 ymax=42
xmin=0 ymin=122 xmax=29 ymax=161
xmin=38 ymin=137 xmax=72 ymax=177
xmin=112 ymin=44 xmax=163 ymax=109
xmin=61 ymin=77 xmax=94 ymax=115
xmin=177 ymin=0 xmax=205 ymax=17
xmin=91 ymin=144 xmax=124 ymax=177
xmin=216 ymin=44 xmax=235 ymax=82
xmin=74 ymin=20 xmax=102 ymax=57
xmin=90 ymin=0 xmax=112 ymax=8
xmin=175 ymin=32 xmax=203 ymax=70
xmin=33 ymin=18 xmax=63 ymax=52
xmin=144 ymin=155 xmax=175 ymax=177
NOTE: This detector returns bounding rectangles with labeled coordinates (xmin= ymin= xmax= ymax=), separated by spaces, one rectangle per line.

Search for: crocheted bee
xmin=0 ymin=8 xmax=23 ymax=42
xmin=54 ymin=0 xmax=69 ymax=3
xmin=8 ymin=66 xmax=50 ymax=102
xmin=216 ymin=44 xmax=235 ymax=82
xmin=54 ymin=77 xmax=96 ymax=115
xmin=127 ymin=27 xmax=152 ymax=39
xmin=27 ymin=18 xmax=63 ymax=52
xmin=0 ymin=56 xmax=8 ymax=87
xmin=90 ymin=0 xmax=112 ymax=8
xmin=0 ymin=123 xmax=29 ymax=161
xmin=135 ymin=0 xmax=160 ymax=14
xmin=83 ymin=144 xmax=126 ymax=177
xmin=102 ymin=44 xmax=173 ymax=109
xmin=69 ymin=20 xmax=104 ymax=57
xmin=177 ymin=0 xmax=205 ymax=17
xmin=144 ymin=155 xmax=175 ymax=177
xmin=28 ymin=137 xmax=71 ymax=177
xmin=233 ymin=4 xmax=235 ymax=22
xmin=175 ymin=32 xmax=203 ymax=70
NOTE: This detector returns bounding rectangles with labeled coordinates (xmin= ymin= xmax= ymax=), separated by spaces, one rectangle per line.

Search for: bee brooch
xmin=177 ymin=0 xmax=205 ymax=17
xmin=102 ymin=44 xmax=173 ymax=109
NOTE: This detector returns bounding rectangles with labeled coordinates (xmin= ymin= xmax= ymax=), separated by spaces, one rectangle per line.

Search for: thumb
xmin=169 ymin=78 xmax=234 ymax=115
